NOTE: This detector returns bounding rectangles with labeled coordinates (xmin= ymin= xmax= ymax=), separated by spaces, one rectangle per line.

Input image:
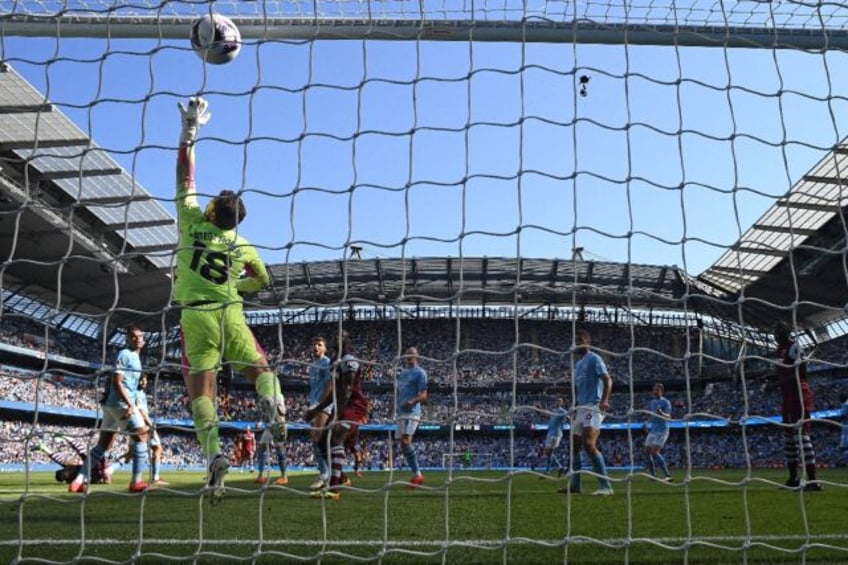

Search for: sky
xmin=5 ymin=16 xmax=848 ymax=278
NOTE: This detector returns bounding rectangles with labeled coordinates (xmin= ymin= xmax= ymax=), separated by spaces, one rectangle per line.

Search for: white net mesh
xmin=2 ymin=0 xmax=848 ymax=563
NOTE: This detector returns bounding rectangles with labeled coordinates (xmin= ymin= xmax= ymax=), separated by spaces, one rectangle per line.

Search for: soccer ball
xmin=190 ymin=13 xmax=241 ymax=65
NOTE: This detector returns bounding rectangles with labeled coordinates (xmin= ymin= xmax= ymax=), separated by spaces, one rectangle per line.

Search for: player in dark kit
xmin=773 ymin=322 xmax=820 ymax=491
xmin=35 ymin=435 xmax=113 ymax=484
xmin=305 ymin=330 xmax=369 ymax=500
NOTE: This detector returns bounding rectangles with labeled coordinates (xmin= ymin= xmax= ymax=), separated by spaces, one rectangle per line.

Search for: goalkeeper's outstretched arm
xmin=175 ymin=97 xmax=211 ymax=212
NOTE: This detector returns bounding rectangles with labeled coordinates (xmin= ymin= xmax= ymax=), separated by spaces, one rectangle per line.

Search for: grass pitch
xmin=1 ymin=468 xmax=847 ymax=564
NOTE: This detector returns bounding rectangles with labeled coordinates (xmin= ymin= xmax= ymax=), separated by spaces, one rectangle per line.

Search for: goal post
xmin=3 ymin=2 xmax=848 ymax=49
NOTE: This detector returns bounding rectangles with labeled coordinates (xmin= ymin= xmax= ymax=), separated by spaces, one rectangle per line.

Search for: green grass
xmin=1 ymin=469 xmax=847 ymax=564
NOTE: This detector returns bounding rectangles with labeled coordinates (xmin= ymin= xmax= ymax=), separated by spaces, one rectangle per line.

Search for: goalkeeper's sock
xmin=255 ymin=371 xmax=280 ymax=398
xmin=402 ymin=443 xmax=420 ymax=475
xmin=191 ymin=396 xmax=220 ymax=458
xmin=131 ymin=441 xmax=148 ymax=484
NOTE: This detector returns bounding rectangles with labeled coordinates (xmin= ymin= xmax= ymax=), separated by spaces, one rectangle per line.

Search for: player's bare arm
xmin=113 ymin=372 xmax=135 ymax=417
xmin=599 ymin=373 xmax=612 ymax=412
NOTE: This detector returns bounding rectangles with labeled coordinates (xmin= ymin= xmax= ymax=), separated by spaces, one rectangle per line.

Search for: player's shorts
xmin=544 ymin=432 xmax=562 ymax=451
xmin=781 ymin=381 xmax=813 ymax=429
xmin=308 ymin=401 xmax=334 ymax=416
xmin=340 ymin=405 xmax=368 ymax=430
xmin=344 ymin=425 xmax=360 ymax=451
xmin=101 ymin=405 xmax=146 ymax=433
xmin=180 ymin=301 xmax=265 ymax=375
xmin=149 ymin=429 xmax=161 ymax=448
xmin=645 ymin=430 xmax=669 ymax=449
xmin=395 ymin=413 xmax=421 ymax=439
xmin=571 ymin=405 xmax=605 ymax=435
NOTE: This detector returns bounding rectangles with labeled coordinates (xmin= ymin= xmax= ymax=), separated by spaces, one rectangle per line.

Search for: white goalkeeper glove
xmin=177 ymin=96 xmax=211 ymax=144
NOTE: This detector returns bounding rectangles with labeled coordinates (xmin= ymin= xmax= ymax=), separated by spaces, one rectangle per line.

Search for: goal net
xmin=2 ymin=0 xmax=848 ymax=563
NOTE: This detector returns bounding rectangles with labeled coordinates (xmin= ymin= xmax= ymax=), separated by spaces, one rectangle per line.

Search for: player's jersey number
xmin=189 ymin=240 xmax=230 ymax=284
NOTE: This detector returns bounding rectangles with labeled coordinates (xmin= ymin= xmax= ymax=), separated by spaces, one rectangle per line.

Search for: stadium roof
xmin=1 ymin=61 xmax=846 ymax=336
xmin=0 ymin=63 xmax=178 ymax=327
xmin=698 ymin=141 xmax=848 ymax=332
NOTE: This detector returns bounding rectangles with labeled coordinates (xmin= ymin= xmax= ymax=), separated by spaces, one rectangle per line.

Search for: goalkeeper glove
xmin=177 ymin=96 xmax=211 ymax=144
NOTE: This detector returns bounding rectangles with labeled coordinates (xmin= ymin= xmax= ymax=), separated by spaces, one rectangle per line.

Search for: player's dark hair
xmin=337 ymin=329 xmax=353 ymax=353
xmin=212 ymin=190 xmax=246 ymax=230
xmin=654 ymin=382 xmax=664 ymax=393
xmin=312 ymin=335 xmax=326 ymax=345
xmin=774 ymin=321 xmax=791 ymax=340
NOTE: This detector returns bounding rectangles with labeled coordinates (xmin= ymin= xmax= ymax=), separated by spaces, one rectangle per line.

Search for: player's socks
xmin=330 ymin=445 xmax=345 ymax=489
xmin=312 ymin=442 xmax=329 ymax=480
xmin=551 ymin=455 xmax=562 ymax=471
xmin=569 ymin=473 xmax=582 ymax=493
xmin=274 ymin=446 xmax=287 ymax=476
xmin=402 ymin=444 xmax=420 ymax=475
xmin=589 ymin=452 xmax=611 ymax=489
xmin=805 ymin=462 xmax=817 ymax=482
xmin=151 ymin=458 xmax=161 ymax=482
xmin=191 ymin=396 xmax=220 ymax=457
xmin=256 ymin=445 xmax=267 ymax=476
xmin=131 ymin=441 xmax=148 ymax=484
xmin=84 ymin=444 xmax=107 ymax=481
xmin=645 ymin=454 xmax=656 ymax=476
xmin=651 ymin=453 xmax=671 ymax=477
xmin=652 ymin=454 xmax=670 ymax=477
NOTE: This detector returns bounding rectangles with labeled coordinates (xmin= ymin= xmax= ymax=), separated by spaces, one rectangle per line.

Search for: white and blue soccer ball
xmin=190 ymin=13 xmax=241 ymax=65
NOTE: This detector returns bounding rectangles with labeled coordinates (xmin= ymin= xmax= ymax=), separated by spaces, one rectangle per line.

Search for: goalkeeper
xmin=175 ymin=97 xmax=286 ymax=504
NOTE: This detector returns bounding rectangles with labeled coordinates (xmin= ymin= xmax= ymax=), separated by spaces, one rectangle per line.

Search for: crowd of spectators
xmin=3 ymin=419 xmax=845 ymax=474
xmin=2 ymin=316 xmax=848 ymax=473
xmin=0 ymin=316 xmax=104 ymax=364
xmin=4 ymin=362 xmax=844 ymax=431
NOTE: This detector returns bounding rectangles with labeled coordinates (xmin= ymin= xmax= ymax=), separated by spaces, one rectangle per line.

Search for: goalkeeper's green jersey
xmin=174 ymin=185 xmax=268 ymax=305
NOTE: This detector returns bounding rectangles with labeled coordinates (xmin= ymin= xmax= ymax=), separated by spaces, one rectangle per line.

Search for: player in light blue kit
xmin=122 ymin=374 xmax=167 ymax=485
xmin=644 ymin=382 xmax=673 ymax=481
xmin=69 ymin=326 xmax=150 ymax=494
xmin=559 ymin=329 xmax=614 ymax=496
xmin=541 ymin=397 xmax=568 ymax=476
xmin=306 ymin=335 xmax=333 ymax=491
xmin=397 ymin=346 xmax=429 ymax=488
